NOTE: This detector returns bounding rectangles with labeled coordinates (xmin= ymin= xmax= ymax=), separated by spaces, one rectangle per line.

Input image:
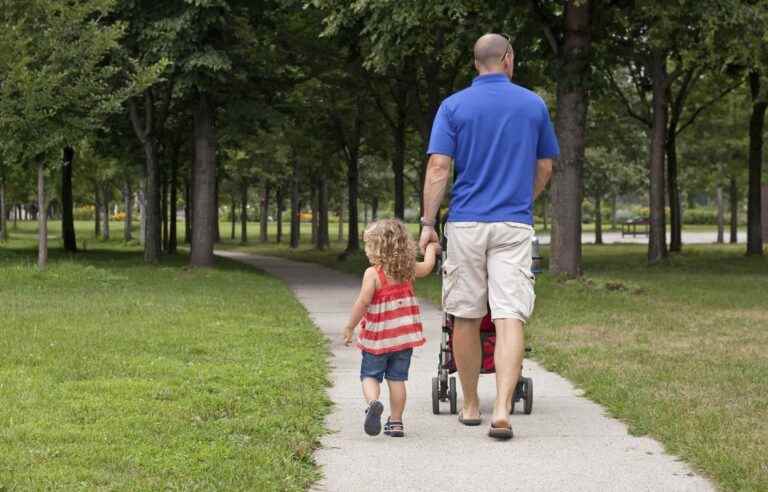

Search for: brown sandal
xmin=488 ymin=420 xmax=513 ymax=440
xmin=458 ymin=411 xmax=482 ymax=426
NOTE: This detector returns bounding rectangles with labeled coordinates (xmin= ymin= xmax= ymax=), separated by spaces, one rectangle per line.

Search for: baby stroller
xmin=431 ymin=228 xmax=539 ymax=416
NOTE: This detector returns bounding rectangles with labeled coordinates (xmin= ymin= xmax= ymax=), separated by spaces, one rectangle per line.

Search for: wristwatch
xmin=420 ymin=217 xmax=436 ymax=227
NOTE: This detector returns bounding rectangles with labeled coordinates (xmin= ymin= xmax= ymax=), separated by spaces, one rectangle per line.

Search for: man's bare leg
xmin=452 ymin=316 xmax=483 ymax=419
xmin=492 ymin=318 xmax=525 ymax=425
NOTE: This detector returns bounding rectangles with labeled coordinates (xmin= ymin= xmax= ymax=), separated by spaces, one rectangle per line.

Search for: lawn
xmin=220 ymin=235 xmax=768 ymax=492
xmin=0 ymin=223 xmax=330 ymax=491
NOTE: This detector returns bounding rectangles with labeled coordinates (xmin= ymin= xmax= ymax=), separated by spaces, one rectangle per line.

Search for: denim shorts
xmin=360 ymin=349 xmax=413 ymax=383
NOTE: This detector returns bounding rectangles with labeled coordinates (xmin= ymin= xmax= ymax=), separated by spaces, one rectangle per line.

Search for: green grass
xmin=222 ymin=236 xmax=768 ymax=492
xmin=0 ymin=222 xmax=330 ymax=491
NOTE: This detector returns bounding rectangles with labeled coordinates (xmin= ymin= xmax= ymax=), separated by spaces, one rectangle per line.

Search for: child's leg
xmin=386 ymin=380 xmax=406 ymax=421
xmin=362 ymin=377 xmax=381 ymax=403
xmin=384 ymin=349 xmax=413 ymax=422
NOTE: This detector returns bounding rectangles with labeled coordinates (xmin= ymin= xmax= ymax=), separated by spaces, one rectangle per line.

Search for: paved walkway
xmin=216 ymin=251 xmax=714 ymax=492
xmin=537 ymin=230 xmax=746 ymax=245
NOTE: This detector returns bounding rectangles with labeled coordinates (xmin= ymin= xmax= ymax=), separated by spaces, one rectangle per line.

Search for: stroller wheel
xmin=432 ymin=377 xmax=440 ymax=415
xmin=449 ymin=377 xmax=458 ymax=415
xmin=523 ymin=377 xmax=533 ymax=415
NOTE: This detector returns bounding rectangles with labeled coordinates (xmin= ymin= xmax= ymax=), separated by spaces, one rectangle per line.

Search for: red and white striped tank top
xmin=357 ymin=267 xmax=426 ymax=355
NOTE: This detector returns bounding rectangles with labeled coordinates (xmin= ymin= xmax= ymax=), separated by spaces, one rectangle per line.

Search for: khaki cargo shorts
xmin=442 ymin=222 xmax=536 ymax=323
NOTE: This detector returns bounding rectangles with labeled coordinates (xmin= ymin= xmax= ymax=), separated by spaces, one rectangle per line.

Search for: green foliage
xmin=0 ymin=0 xmax=126 ymax=163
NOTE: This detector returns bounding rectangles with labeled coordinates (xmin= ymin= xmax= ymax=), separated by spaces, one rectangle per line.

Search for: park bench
xmin=621 ymin=217 xmax=649 ymax=237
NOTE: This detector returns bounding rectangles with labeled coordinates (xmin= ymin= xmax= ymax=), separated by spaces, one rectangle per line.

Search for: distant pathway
xmin=217 ymin=251 xmax=714 ymax=492
xmin=537 ymin=230 xmax=746 ymax=245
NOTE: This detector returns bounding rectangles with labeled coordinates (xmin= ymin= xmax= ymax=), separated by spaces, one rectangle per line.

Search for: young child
xmin=343 ymin=219 xmax=439 ymax=437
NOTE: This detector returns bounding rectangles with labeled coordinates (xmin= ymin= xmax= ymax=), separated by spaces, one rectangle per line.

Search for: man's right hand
xmin=419 ymin=226 xmax=439 ymax=254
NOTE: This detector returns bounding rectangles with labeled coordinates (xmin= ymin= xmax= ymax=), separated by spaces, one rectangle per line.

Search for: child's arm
xmin=343 ymin=267 xmax=378 ymax=346
xmin=415 ymin=242 xmax=440 ymax=279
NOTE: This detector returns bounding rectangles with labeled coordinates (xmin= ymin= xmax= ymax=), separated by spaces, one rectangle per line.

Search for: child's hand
xmin=343 ymin=325 xmax=355 ymax=346
xmin=426 ymin=241 xmax=442 ymax=256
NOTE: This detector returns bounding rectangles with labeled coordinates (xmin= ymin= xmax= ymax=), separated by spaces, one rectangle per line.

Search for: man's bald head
xmin=474 ymin=33 xmax=513 ymax=74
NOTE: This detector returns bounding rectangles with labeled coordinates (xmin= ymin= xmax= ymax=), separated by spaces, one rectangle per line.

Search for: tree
xmin=705 ymin=0 xmax=768 ymax=255
xmin=0 ymin=0 xmax=126 ymax=269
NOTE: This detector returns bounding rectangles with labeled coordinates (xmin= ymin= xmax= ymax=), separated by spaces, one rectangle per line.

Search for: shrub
xmin=112 ymin=212 xmax=127 ymax=222
xmin=73 ymin=205 xmax=95 ymax=220
xmin=683 ymin=208 xmax=717 ymax=225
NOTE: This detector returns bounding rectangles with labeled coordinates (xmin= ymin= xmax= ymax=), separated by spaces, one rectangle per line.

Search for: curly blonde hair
xmin=363 ymin=219 xmax=417 ymax=283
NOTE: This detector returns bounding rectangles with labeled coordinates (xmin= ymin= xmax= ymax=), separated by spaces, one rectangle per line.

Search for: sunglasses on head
xmin=500 ymin=33 xmax=512 ymax=63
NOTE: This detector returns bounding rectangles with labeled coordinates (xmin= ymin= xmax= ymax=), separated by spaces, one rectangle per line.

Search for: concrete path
xmin=216 ymin=251 xmax=714 ymax=492
xmin=537 ymin=230 xmax=745 ymax=245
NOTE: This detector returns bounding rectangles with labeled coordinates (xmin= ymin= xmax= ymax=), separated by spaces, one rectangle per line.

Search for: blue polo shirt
xmin=427 ymin=73 xmax=559 ymax=224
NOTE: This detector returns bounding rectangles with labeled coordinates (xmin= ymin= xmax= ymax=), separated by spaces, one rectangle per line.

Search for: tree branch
xmin=676 ymin=79 xmax=743 ymax=136
xmin=143 ymin=90 xmax=153 ymax=138
xmin=127 ymin=98 xmax=147 ymax=143
xmin=527 ymin=0 xmax=561 ymax=55
xmin=605 ymin=69 xmax=652 ymax=127
xmin=156 ymin=76 xmax=176 ymax=134
xmin=668 ymin=67 xmax=698 ymax=132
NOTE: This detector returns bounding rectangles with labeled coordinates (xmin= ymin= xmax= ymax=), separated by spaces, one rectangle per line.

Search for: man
xmin=419 ymin=33 xmax=558 ymax=440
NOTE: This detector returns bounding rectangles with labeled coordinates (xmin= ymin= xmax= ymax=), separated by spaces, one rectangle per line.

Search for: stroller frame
xmin=431 ymin=228 xmax=534 ymax=416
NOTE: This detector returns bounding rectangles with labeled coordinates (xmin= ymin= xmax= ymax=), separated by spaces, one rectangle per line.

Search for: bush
xmin=112 ymin=212 xmax=127 ymax=222
xmin=73 ymin=205 xmax=95 ymax=220
xmin=683 ymin=208 xmax=717 ymax=225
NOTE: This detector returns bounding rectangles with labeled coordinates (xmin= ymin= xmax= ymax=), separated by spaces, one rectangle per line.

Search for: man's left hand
xmin=419 ymin=226 xmax=439 ymax=254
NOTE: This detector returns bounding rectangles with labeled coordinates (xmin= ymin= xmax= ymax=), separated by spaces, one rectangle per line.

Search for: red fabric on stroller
xmin=446 ymin=313 xmax=498 ymax=374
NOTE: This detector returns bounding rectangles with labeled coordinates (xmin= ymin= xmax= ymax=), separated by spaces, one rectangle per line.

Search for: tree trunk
xmin=648 ymin=52 xmax=669 ymax=263
xmin=260 ymin=182 xmax=269 ymax=242
xmin=190 ymin=92 xmax=217 ymax=267
xmin=317 ymin=176 xmax=329 ymax=250
xmin=550 ymin=0 xmax=591 ymax=277
xmin=290 ymin=159 xmax=300 ymax=249
xmin=169 ymin=159 xmax=177 ymax=254
xmin=595 ymin=192 xmax=603 ymax=245
xmin=276 ymin=187 xmax=283 ymax=243
xmin=94 ymin=186 xmax=101 ymax=238
xmin=338 ymin=202 xmax=344 ymax=242
xmin=61 ymin=146 xmax=76 ymax=252
xmin=37 ymin=160 xmax=47 ymax=270
xmin=230 ymin=196 xmax=237 ymax=240
xmin=102 ymin=185 xmax=110 ymax=240
xmin=241 ymin=177 xmax=248 ymax=244
xmin=138 ymin=187 xmax=146 ymax=246
xmin=393 ymin=119 xmax=406 ymax=219
xmin=0 ymin=177 xmax=7 ymax=242
xmin=746 ymin=71 xmax=766 ymax=256
xmin=142 ymin=140 xmax=162 ymax=262
xmin=161 ymin=176 xmax=168 ymax=250
xmin=666 ymin=131 xmax=682 ymax=252
xmin=311 ymin=184 xmax=318 ymax=245
xmin=730 ymin=176 xmax=738 ymax=244
xmin=123 ymin=180 xmax=133 ymax=242
xmin=371 ymin=195 xmax=379 ymax=221
xmin=716 ymin=186 xmax=724 ymax=244
xmin=542 ymin=194 xmax=548 ymax=231
xmin=184 ymin=177 xmax=191 ymax=244
xmin=213 ymin=177 xmax=220 ymax=243
xmin=346 ymin=155 xmax=360 ymax=252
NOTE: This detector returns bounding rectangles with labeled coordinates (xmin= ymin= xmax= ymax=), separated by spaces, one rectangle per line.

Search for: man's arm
xmin=419 ymin=153 xmax=452 ymax=252
xmin=534 ymin=158 xmax=553 ymax=199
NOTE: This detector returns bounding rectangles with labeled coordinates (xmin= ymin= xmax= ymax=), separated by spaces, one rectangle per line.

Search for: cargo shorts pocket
xmin=441 ymin=261 xmax=460 ymax=312
xmin=517 ymin=266 xmax=536 ymax=321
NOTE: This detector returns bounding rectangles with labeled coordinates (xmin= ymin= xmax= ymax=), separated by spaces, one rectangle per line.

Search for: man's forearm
xmin=534 ymin=174 xmax=549 ymax=199
xmin=423 ymin=155 xmax=451 ymax=222
xmin=534 ymin=159 xmax=553 ymax=199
